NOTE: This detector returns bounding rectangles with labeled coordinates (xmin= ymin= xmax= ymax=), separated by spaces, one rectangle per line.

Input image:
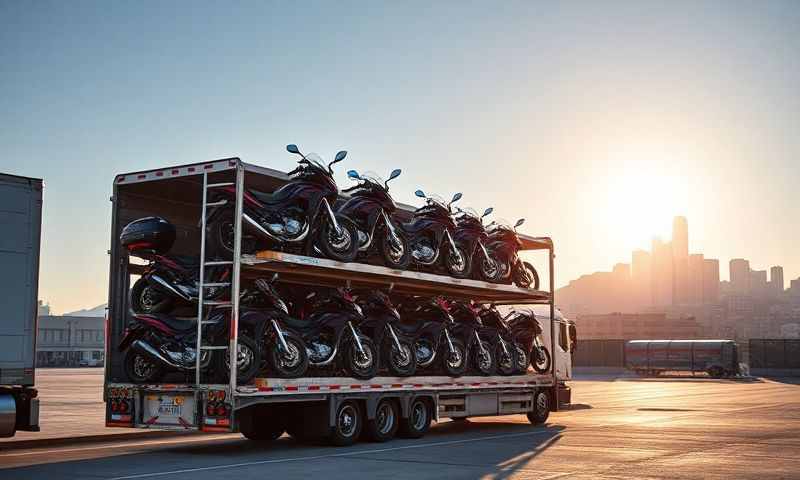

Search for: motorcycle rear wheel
xmin=124 ymin=349 xmax=163 ymax=383
xmin=130 ymin=278 xmax=173 ymax=314
xmin=317 ymin=215 xmax=360 ymax=263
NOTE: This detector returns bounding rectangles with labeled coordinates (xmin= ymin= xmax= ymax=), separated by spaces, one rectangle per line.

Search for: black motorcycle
xmin=452 ymin=207 xmax=498 ymax=282
xmin=206 ymin=144 xmax=359 ymax=262
xmin=338 ymin=169 xmax=410 ymax=269
xmin=253 ymin=281 xmax=378 ymax=379
xmin=405 ymin=190 xmax=470 ymax=278
xmin=396 ymin=296 xmax=467 ymax=376
xmin=357 ymin=290 xmax=417 ymax=377
xmin=505 ymin=309 xmax=551 ymax=373
xmin=118 ymin=308 xmax=261 ymax=384
xmin=449 ymin=301 xmax=498 ymax=376
xmin=486 ymin=218 xmax=540 ymax=289
xmin=477 ymin=304 xmax=528 ymax=375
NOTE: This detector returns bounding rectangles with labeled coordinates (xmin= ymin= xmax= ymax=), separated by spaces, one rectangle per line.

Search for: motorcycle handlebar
xmin=341 ymin=184 xmax=360 ymax=193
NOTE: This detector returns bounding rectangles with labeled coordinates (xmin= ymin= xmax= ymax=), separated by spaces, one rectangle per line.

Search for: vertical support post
xmin=229 ymin=164 xmax=245 ymax=394
xmin=196 ymin=172 xmax=208 ymax=386
xmin=549 ymin=245 xmax=557 ymax=411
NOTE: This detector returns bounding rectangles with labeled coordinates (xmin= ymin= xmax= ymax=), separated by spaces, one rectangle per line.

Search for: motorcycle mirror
xmin=286 ymin=144 xmax=300 ymax=154
xmin=347 ymin=170 xmax=360 ymax=180
xmin=515 ymin=218 xmax=525 ymax=228
xmin=451 ymin=192 xmax=463 ymax=204
xmin=388 ymin=169 xmax=402 ymax=180
xmin=482 ymin=207 xmax=494 ymax=217
xmin=414 ymin=189 xmax=426 ymax=198
xmin=334 ymin=150 xmax=348 ymax=162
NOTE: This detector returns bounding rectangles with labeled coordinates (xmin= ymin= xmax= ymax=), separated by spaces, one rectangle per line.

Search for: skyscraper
xmin=703 ymin=259 xmax=720 ymax=304
xmin=672 ymin=217 xmax=689 ymax=304
xmin=687 ymin=253 xmax=704 ymax=305
xmin=729 ymin=258 xmax=750 ymax=294
xmin=750 ymin=270 xmax=768 ymax=299
xmin=631 ymin=249 xmax=652 ymax=309
xmin=770 ymin=266 xmax=784 ymax=296
xmin=652 ymin=237 xmax=674 ymax=306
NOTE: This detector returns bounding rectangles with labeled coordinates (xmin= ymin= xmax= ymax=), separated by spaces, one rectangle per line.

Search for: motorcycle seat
xmin=281 ymin=315 xmax=318 ymax=332
xmin=249 ymin=186 xmax=296 ymax=207
xmin=401 ymin=220 xmax=430 ymax=234
xmin=136 ymin=313 xmax=198 ymax=332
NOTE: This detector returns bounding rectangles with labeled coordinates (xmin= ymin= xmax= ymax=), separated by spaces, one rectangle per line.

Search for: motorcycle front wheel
xmin=513 ymin=343 xmax=530 ymax=374
xmin=124 ymin=349 xmax=163 ymax=383
xmin=380 ymin=228 xmax=411 ymax=270
xmin=442 ymin=338 xmax=468 ymax=377
xmin=513 ymin=261 xmax=540 ymax=290
xmin=531 ymin=346 xmax=551 ymax=373
xmin=345 ymin=335 xmax=379 ymax=379
xmin=130 ymin=278 xmax=174 ymax=314
xmin=382 ymin=337 xmax=417 ymax=377
xmin=495 ymin=342 xmax=516 ymax=376
xmin=269 ymin=332 xmax=309 ymax=378
xmin=477 ymin=255 xmax=500 ymax=282
xmin=317 ymin=214 xmax=360 ymax=263
xmin=445 ymin=244 xmax=472 ymax=279
xmin=471 ymin=340 xmax=496 ymax=376
xmin=218 ymin=334 xmax=261 ymax=385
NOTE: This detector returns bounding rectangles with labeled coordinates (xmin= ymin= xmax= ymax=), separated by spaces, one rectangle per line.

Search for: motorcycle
xmin=448 ymin=301 xmax=498 ymax=376
xmin=476 ymin=304 xmax=528 ymax=375
xmin=452 ymin=207 xmax=498 ymax=282
xmin=206 ymin=144 xmax=359 ymax=262
xmin=253 ymin=281 xmax=378 ymax=379
xmin=405 ymin=190 xmax=470 ymax=278
xmin=118 ymin=307 xmax=261 ymax=384
xmin=486 ymin=218 xmax=540 ymax=289
xmin=396 ymin=296 xmax=467 ymax=376
xmin=357 ymin=290 xmax=417 ymax=377
xmin=505 ymin=308 xmax=551 ymax=373
xmin=338 ymin=169 xmax=410 ymax=269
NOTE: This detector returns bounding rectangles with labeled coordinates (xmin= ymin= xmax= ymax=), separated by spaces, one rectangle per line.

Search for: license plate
xmin=158 ymin=402 xmax=181 ymax=417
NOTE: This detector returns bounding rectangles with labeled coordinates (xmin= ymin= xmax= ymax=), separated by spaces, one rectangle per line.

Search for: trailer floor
xmin=2 ymin=375 xmax=799 ymax=479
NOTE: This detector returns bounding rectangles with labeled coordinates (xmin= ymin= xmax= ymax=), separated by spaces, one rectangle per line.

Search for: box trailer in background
xmin=625 ymin=340 xmax=739 ymax=378
xmin=0 ymin=173 xmax=42 ymax=437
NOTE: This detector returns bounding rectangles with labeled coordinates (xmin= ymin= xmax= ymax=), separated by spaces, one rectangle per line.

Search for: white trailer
xmin=0 ymin=173 xmax=42 ymax=437
xmin=104 ymin=158 xmax=572 ymax=444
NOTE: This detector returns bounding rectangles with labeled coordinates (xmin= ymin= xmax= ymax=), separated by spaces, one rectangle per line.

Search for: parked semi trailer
xmin=625 ymin=340 xmax=739 ymax=378
xmin=0 ymin=173 xmax=42 ymax=437
xmin=104 ymin=158 xmax=573 ymax=445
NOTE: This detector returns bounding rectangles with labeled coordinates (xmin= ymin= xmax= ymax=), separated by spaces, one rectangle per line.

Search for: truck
xmin=104 ymin=157 xmax=575 ymax=445
xmin=0 ymin=173 xmax=42 ymax=438
xmin=625 ymin=339 xmax=740 ymax=378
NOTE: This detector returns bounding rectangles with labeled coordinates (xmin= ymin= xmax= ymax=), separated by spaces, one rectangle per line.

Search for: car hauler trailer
xmin=104 ymin=157 xmax=571 ymax=445
xmin=0 ymin=173 xmax=42 ymax=437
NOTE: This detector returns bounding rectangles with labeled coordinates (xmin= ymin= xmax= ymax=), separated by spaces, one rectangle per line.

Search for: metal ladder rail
xmin=195 ymin=175 xmax=236 ymax=386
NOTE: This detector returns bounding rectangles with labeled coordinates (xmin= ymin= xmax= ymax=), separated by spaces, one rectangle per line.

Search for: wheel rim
xmin=140 ymin=286 xmax=161 ymax=312
xmin=498 ymin=351 xmax=514 ymax=371
xmin=534 ymin=349 xmax=547 ymax=370
xmin=385 ymin=234 xmax=406 ymax=264
xmin=482 ymin=259 xmax=498 ymax=280
xmin=338 ymin=405 xmax=358 ymax=437
xmin=376 ymin=403 xmax=395 ymax=435
xmin=392 ymin=344 xmax=413 ymax=368
xmin=225 ymin=342 xmax=255 ymax=373
xmin=133 ymin=354 xmax=155 ymax=380
xmin=353 ymin=342 xmax=374 ymax=370
xmin=447 ymin=345 xmax=464 ymax=369
xmin=411 ymin=402 xmax=427 ymax=430
xmin=279 ymin=341 xmax=301 ymax=369
xmin=477 ymin=345 xmax=493 ymax=372
xmin=449 ymin=248 xmax=467 ymax=273
xmin=515 ymin=346 xmax=529 ymax=372
xmin=328 ymin=224 xmax=353 ymax=252
xmin=536 ymin=392 xmax=549 ymax=414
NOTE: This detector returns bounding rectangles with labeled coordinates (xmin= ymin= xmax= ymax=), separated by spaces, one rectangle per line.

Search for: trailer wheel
xmin=240 ymin=408 xmax=285 ymax=443
xmin=527 ymin=390 xmax=550 ymax=425
xmin=329 ymin=401 xmax=363 ymax=447
xmin=398 ymin=397 xmax=431 ymax=439
xmin=365 ymin=399 xmax=399 ymax=442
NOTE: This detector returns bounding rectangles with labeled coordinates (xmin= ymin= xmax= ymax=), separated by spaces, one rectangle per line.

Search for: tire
xmin=218 ymin=335 xmax=261 ymax=385
xmin=317 ymin=214 xmax=359 ymax=262
xmin=207 ymin=212 xmax=259 ymax=259
xmin=495 ymin=342 xmax=516 ymax=376
xmin=398 ymin=398 xmax=431 ymax=439
xmin=365 ymin=399 xmax=399 ymax=442
xmin=345 ymin=336 xmax=379 ymax=380
xmin=513 ymin=343 xmax=530 ymax=375
xmin=526 ymin=390 xmax=550 ymax=425
xmin=240 ymin=407 xmax=285 ymax=443
xmin=124 ymin=349 xmax=163 ymax=383
xmin=445 ymin=243 xmax=472 ymax=279
xmin=380 ymin=228 xmax=411 ymax=270
xmin=513 ymin=261 xmax=540 ymax=290
xmin=329 ymin=401 xmax=362 ymax=447
xmin=441 ymin=337 xmax=468 ymax=377
xmin=531 ymin=346 xmax=551 ymax=374
xmin=130 ymin=278 xmax=174 ymax=314
xmin=471 ymin=340 xmax=496 ymax=376
xmin=269 ymin=332 xmax=309 ymax=378
xmin=477 ymin=253 xmax=500 ymax=282
xmin=383 ymin=337 xmax=417 ymax=377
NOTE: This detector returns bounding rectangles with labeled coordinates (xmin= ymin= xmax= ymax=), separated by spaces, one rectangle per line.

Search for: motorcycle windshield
xmin=461 ymin=207 xmax=480 ymax=219
xmin=304 ymin=152 xmax=326 ymax=171
xmin=360 ymin=171 xmax=386 ymax=188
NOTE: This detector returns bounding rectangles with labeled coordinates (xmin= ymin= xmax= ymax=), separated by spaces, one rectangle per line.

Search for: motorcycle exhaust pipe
xmin=242 ymin=212 xmax=310 ymax=243
xmin=149 ymin=274 xmax=193 ymax=302
xmin=130 ymin=339 xmax=184 ymax=370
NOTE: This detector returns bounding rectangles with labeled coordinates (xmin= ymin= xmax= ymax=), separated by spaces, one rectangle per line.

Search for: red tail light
xmin=120 ymin=402 xmax=129 ymax=413
xmin=216 ymin=405 xmax=227 ymax=416
xmin=207 ymin=405 xmax=215 ymax=416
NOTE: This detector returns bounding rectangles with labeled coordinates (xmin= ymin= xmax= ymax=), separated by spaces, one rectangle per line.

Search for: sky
xmin=1 ymin=1 xmax=799 ymax=314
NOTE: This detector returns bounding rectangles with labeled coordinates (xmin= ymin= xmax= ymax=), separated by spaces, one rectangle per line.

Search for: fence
xmin=572 ymin=339 xmax=626 ymax=368
xmin=748 ymin=339 xmax=800 ymax=369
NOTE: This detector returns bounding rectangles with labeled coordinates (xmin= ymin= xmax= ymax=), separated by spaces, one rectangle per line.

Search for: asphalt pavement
xmin=1 ymin=373 xmax=798 ymax=479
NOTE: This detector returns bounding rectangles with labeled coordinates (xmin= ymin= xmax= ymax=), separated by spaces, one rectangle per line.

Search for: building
xmin=770 ymin=266 xmax=784 ymax=297
xmin=750 ymin=269 xmax=768 ymax=299
xmin=729 ymin=258 xmax=750 ymax=294
xmin=36 ymin=316 xmax=104 ymax=367
xmin=631 ymin=249 xmax=652 ymax=310
xmin=702 ymin=259 xmax=720 ymax=304
xmin=651 ymin=237 xmax=673 ymax=306
xmin=687 ymin=253 xmax=704 ymax=305
xmin=37 ymin=300 xmax=51 ymax=316
xmin=575 ymin=312 xmax=701 ymax=340
xmin=672 ymin=217 xmax=689 ymax=304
